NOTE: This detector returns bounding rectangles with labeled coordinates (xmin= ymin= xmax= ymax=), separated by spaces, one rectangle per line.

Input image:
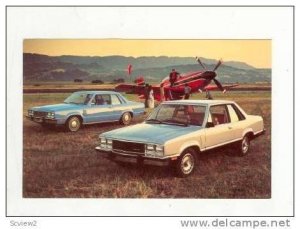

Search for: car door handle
xmin=228 ymin=126 xmax=233 ymax=129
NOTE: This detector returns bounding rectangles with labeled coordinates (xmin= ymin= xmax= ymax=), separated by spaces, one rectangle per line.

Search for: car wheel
xmin=174 ymin=148 xmax=196 ymax=177
xmin=66 ymin=116 xmax=81 ymax=132
xmin=237 ymin=135 xmax=250 ymax=156
xmin=120 ymin=112 xmax=132 ymax=125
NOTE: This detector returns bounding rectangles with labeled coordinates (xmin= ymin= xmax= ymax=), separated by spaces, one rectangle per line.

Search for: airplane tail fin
xmin=127 ymin=64 xmax=132 ymax=75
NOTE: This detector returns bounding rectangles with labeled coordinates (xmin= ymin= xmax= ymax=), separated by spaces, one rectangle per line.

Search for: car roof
xmin=74 ymin=90 xmax=120 ymax=95
xmin=162 ymin=99 xmax=235 ymax=106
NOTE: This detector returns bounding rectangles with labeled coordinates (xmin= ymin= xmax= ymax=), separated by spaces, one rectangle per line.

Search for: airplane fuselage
xmin=160 ymin=70 xmax=216 ymax=94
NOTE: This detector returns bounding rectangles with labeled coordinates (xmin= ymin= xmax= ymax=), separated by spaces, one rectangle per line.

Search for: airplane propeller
xmin=196 ymin=56 xmax=206 ymax=69
xmin=212 ymin=59 xmax=223 ymax=72
xmin=212 ymin=78 xmax=225 ymax=91
xmin=196 ymin=57 xmax=226 ymax=94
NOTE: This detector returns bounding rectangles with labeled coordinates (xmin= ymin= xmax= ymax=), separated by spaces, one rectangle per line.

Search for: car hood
xmin=102 ymin=123 xmax=202 ymax=145
xmin=31 ymin=103 xmax=81 ymax=112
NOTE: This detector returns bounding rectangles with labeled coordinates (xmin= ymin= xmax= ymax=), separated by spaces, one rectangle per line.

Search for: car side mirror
xmin=206 ymin=122 xmax=215 ymax=128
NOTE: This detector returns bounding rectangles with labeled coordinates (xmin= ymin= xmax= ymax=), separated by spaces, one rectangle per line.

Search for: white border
xmin=6 ymin=6 xmax=294 ymax=216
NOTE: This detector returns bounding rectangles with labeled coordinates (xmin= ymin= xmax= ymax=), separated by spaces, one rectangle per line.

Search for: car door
xmin=83 ymin=94 xmax=115 ymax=123
xmin=110 ymin=94 xmax=124 ymax=120
xmin=204 ymin=104 xmax=236 ymax=150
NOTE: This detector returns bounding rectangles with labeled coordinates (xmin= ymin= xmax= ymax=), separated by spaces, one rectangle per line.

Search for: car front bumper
xmin=95 ymin=146 xmax=172 ymax=167
xmin=25 ymin=115 xmax=58 ymax=125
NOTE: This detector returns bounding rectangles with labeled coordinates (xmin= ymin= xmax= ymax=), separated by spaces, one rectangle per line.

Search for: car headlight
xmin=28 ymin=110 xmax=34 ymax=116
xmin=146 ymin=144 xmax=155 ymax=152
xmin=100 ymin=137 xmax=107 ymax=148
xmin=107 ymin=139 xmax=112 ymax=149
xmin=46 ymin=112 xmax=55 ymax=119
xmin=145 ymin=144 xmax=164 ymax=157
xmin=99 ymin=137 xmax=112 ymax=150
xmin=155 ymin=145 xmax=164 ymax=156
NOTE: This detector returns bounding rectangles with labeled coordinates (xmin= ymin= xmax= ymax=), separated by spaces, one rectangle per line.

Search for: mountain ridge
xmin=23 ymin=53 xmax=271 ymax=83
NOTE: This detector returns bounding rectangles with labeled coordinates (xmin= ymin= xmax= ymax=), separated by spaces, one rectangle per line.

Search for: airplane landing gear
xmin=206 ymin=90 xmax=213 ymax=100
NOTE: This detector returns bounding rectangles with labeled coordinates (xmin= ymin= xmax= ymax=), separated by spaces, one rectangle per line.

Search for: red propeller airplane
xmin=115 ymin=57 xmax=238 ymax=101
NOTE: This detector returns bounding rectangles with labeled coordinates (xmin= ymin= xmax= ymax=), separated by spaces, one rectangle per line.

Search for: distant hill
xmin=23 ymin=53 xmax=271 ymax=83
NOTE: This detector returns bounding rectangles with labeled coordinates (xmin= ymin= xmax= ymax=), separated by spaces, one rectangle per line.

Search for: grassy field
xmin=23 ymin=82 xmax=271 ymax=93
xmin=23 ymin=91 xmax=271 ymax=198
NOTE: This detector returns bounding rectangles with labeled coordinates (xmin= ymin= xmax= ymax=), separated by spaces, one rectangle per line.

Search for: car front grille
xmin=33 ymin=111 xmax=47 ymax=118
xmin=112 ymin=140 xmax=145 ymax=155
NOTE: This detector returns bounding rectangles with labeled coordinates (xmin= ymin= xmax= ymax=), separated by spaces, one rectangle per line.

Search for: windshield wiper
xmin=146 ymin=118 xmax=162 ymax=124
xmin=161 ymin=119 xmax=189 ymax=127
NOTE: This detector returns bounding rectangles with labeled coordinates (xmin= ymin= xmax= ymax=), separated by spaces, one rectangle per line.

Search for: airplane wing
xmin=204 ymin=83 xmax=239 ymax=91
xmin=115 ymin=83 xmax=145 ymax=95
xmin=115 ymin=84 xmax=163 ymax=101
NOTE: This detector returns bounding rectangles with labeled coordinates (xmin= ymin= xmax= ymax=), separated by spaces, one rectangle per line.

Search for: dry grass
xmin=23 ymin=82 xmax=271 ymax=93
xmin=23 ymin=91 xmax=271 ymax=198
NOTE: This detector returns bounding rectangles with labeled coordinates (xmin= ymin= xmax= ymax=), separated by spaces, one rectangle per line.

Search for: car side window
xmin=232 ymin=104 xmax=246 ymax=120
xmin=111 ymin=94 xmax=122 ymax=105
xmin=227 ymin=104 xmax=240 ymax=123
xmin=92 ymin=94 xmax=104 ymax=105
xmin=83 ymin=94 xmax=93 ymax=105
xmin=92 ymin=94 xmax=111 ymax=105
xmin=209 ymin=105 xmax=229 ymax=125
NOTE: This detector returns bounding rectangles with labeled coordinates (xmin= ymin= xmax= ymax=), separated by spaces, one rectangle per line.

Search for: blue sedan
xmin=26 ymin=91 xmax=145 ymax=131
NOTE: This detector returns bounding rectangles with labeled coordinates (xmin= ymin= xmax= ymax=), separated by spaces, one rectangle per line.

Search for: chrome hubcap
xmin=242 ymin=138 xmax=249 ymax=153
xmin=71 ymin=120 xmax=78 ymax=128
xmin=124 ymin=114 xmax=129 ymax=121
xmin=69 ymin=118 xmax=80 ymax=131
xmin=181 ymin=153 xmax=194 ymax=174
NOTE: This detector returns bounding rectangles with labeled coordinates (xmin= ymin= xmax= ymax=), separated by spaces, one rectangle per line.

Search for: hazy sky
xmin=24 ymin=39 xmax=271 ymax=68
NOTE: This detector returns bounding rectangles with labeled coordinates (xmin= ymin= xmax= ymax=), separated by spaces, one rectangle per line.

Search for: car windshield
xmin=64 ymin=93 xmax=93 ymax=105
xmin=146 ymin=104 xmax=206 ymax=126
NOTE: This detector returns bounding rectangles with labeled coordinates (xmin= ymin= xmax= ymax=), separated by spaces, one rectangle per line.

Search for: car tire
xmin=174 ymin=148 xmax=197 ymax=178
xmin=120 ymin=112 xmax=132 ymax=125
xmin=237 ymin=135 xmax=250 ymax=156
xmin=66 ymin=116 xmax=81 ymax=132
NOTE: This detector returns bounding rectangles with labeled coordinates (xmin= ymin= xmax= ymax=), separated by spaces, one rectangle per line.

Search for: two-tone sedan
xmin=95 ymin=100 xmax=265 ymax=177
xmin=26 ymin=91 xmax=145 ymax=131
